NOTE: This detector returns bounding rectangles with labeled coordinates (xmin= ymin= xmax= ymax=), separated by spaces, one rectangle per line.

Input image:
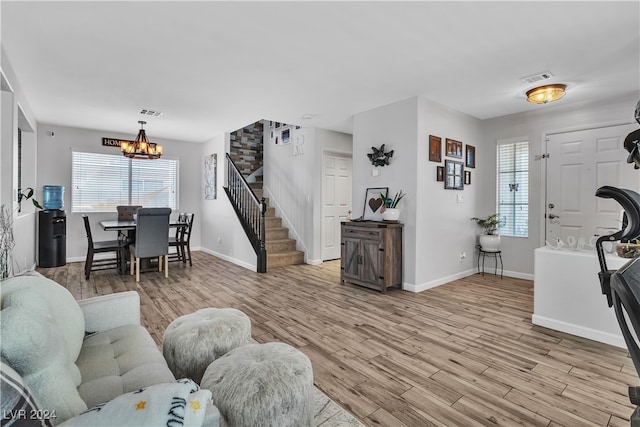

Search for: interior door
xmin=322 ymin=153 xmax=352 ymax=260
xmin=546 ymin=123 xmax=640 ymax=244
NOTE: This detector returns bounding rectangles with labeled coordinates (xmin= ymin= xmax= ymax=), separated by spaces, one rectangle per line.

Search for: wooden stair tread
xmin=267 ymin=250 xmax=305 ymax=268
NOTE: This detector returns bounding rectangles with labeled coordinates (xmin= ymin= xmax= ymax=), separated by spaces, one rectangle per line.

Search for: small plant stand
xmin=477 ymin=245 xmax=503 ymax=278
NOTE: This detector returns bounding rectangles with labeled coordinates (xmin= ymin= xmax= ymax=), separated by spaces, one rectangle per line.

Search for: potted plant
xmin=381 ymin=190 xmax=405 ymax=222
xmin=471 ymin=213 xmax=505 ymax=251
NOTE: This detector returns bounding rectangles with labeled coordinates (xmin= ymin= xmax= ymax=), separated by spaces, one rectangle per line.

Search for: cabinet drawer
xmin=342 ymin=227 xmax=382 ymax=240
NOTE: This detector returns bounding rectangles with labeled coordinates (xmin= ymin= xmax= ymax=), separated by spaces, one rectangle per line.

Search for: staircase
xmin=249 ymin=180 xmax=305 ymax=268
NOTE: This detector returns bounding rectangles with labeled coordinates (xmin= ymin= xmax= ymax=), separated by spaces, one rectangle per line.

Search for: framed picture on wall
xmin=444 ymin=160 xmax=464 ymax=190
xmin=445 ymin=138 xmax=463 ymax=158
xmin=464 ymin=170 xmax=471 ymax=185
xmin=281 ymin=128 xmax=291 ymax=144
xmin=363 ymin=187 xmax=388 ymax=221
xmin=466 ymin=144 xmax=476 ymax=168
xmin=429 ymin=135 xmax=442 ymax=162
xmin=436 ymin=166 xmax=444 ymax=182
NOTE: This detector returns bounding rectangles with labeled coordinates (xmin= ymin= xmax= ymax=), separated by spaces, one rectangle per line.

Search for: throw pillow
xmin=59 ymin=379 xmax=211 ymax=427
xmin=1 ymin=361 xmax=54 ymax=427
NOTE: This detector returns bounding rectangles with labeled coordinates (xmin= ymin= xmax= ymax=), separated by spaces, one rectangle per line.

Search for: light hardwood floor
xmin=39 ymin=252 xmax=637 ymax=426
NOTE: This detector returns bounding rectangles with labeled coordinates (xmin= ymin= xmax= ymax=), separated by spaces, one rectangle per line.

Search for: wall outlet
xmin=217 ymin=237 xmax=223 ymax=244
xmin=460 ymin=251 xmax=466 ymax=262
xmin=457 ymin=194 xmax=464 ymax=203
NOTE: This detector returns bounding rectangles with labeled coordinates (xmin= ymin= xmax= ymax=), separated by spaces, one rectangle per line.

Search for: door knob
xmin=548 ymin=214 xmax=559 ymax=219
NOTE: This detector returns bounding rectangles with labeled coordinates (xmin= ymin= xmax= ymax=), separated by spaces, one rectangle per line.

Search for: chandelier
xmin=526 ymin=84 xmax=567 ymax=104
xmin=120 ymin=121 xmax=163 ymax=159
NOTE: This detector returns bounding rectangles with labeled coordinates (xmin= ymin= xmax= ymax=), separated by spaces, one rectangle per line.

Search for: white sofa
xmin=0 ymin=272 xmax=220 ymax=426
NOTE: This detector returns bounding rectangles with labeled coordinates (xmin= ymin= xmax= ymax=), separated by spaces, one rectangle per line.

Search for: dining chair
xmin=82 ymin=215 xmax=126 ymax=280
xmin=116 ymin=205 xmax=142 ymax=245
xmin=168 ymin=213 xmax=194 ymax=266
xmin=129 ymin=207 xmax=171 ymax=282
xmin=116 ymin=205 xmax=142 ymax=221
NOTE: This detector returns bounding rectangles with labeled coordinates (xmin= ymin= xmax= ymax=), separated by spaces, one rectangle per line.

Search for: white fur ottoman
xmin=200 ymin=342 xmax=314 ymax=427
xmin=162 ymin=308 xmax=252 ymax=384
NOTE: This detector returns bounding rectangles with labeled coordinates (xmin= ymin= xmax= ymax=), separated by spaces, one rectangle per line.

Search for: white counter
xmin=533 ymin=246 xmax=631 ymax=348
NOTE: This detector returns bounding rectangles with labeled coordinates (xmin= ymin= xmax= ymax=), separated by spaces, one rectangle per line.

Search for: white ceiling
xmin=2 ymin=1 xmax=639 ymax=143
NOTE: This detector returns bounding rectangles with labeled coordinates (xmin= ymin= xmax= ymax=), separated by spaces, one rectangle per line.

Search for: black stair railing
xmin=223 ymin=153 xmax=267 ymax=273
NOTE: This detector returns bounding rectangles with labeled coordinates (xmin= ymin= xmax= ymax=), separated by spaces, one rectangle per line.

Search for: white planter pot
xmin=382 ymin=208 xmax=400 ymax=222
xmin=479 ymin=234 xmax=501 ymax=251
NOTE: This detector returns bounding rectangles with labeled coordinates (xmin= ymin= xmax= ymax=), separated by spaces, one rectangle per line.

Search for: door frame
xmin=321 ymin=149 xmax=353 ymax=262
xmin=541 ymin=120 xmax=638 ymax=248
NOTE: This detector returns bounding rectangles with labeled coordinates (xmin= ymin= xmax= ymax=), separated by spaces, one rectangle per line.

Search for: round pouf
xmin=201 ymin=342 xmax=314 ymax=427
xmin=163 ymin=307 xmax=252 ymax=384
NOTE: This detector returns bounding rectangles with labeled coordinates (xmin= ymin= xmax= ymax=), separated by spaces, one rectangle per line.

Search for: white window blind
xmin=72 ymin=151 xmax=177 ymax=213
xmin=497 ymin=141 xmax=529 ymax=237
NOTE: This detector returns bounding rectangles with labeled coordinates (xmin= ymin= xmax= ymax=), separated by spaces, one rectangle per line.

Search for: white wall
xmin=199 ymin=133 xmax=256 ymax=270
xmin=36 ymin=123 xmax=203 ymax=262
xmin=481 ymin=93 xmax=639 ymax=277
xmin=415 ymin=97 xmax=483 ymax=290
xmin=264 ymin=126 xmax=315 ymax=261
xmin=353 ymin=97 xmax=418 ymax=285
xmin=263 ymin=125 xmax=352 ymax=264
xmin=1 ymin=48 xmax=39 ymax=274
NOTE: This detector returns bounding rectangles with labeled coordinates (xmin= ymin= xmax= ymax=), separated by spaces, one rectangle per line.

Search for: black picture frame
xmin=444 ymin=160 xmax=464 ymax=190
xmin=445 ymin=138 xmax=463 ymax=158
xmin=466 ymin=144 xmax=476 ymax=168
xmin=429 ymin=135 xmax=442 ymax=163
xmin=363 ymin=187 xmax=388 ymax=221
xmin=464 ymin=170 xmax=471 ymax=185
xmin=281 ymin=128 xmax=291 ymax=144
xmin=436 ymin=166 xmax=444 ymax=182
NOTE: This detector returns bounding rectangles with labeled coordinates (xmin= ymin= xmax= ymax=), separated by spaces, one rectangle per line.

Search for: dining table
xmin=99 ymin=219 xmax=188 ymax=232
xmin=99 ymin=219 xmax=188 ymax=274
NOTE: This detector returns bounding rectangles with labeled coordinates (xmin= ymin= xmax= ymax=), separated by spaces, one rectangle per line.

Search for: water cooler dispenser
xmin=38 ymin=186 xmax=66 ymax=267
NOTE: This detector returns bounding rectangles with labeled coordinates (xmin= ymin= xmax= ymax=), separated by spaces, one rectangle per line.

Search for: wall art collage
xmin=429 ymin=134 xmax=475 ymax=190
xmin=268 ymin=121 xmax=300 ymax=145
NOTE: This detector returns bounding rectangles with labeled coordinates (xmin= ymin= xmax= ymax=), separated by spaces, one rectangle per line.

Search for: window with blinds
xmin=72 ymin=151 xmax=178 ymax=213
xmin=497 ymin=141 xmax=529 ymax=237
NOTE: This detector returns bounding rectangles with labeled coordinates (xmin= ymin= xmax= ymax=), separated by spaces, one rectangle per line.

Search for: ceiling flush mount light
xmin=526 ymin=84 xmax=567 ymax=104
xmin=120 ymin=121 xmax=163 ymax=159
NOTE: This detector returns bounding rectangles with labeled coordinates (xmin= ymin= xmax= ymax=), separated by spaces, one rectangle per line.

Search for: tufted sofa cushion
xmin=76 ymin=324 xmax=175 ymax=408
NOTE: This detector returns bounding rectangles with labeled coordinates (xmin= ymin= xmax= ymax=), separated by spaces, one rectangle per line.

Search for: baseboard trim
xmin=503 ymin=270 xmax=534 ymax=281
xmin=199 ymin=248 xmax=256 ymax=272
xmin=531 ymin=314 xmax=626 ymax=349
xmin=404 ymin=268 xmax=478 ymax=293
xmin=403 ymin=268 xmax=534 ymax=293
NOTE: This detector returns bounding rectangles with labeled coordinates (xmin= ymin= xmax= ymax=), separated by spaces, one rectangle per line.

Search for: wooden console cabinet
xmin=340 ymin=221 xmax=403 ymax=293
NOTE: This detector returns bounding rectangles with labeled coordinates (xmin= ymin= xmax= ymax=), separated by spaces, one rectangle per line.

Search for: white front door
xmin=546 ymin=123 xmax=639 ymax=244
xmin=322 ymin=153 xmax=352 ymax=260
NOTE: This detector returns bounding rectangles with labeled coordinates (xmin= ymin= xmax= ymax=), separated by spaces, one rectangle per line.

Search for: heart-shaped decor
xmin=368 ymin=197 xmax=383 ymax=213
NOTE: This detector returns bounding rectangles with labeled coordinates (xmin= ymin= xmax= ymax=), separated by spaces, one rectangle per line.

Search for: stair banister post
xmin=257 ymin=197 xmax=267 ymax=273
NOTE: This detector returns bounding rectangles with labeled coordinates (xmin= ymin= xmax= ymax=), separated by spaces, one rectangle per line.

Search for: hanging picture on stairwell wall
xmin=205 ymin=153 xmax=217 ymax=200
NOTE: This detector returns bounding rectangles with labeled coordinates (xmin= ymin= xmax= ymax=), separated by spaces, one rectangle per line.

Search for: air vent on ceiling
xmin=520 ymin=71 xmax=555 ymax=84
xmin=140 ymin=109 xmax=164 ymax=117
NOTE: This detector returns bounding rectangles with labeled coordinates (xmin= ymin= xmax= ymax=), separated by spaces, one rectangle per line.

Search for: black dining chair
xmin=168 ymin=213 xmax=194 ymax=266
xmin=129 ymin=207 xmax=171 ymax=282
xmin=82 ymin=215 xmax=126 ymax=279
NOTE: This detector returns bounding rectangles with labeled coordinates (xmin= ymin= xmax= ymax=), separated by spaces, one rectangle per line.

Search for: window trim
xmin=71 ymin=149 xmax=179 ymax=213
xmin=496 ymin=137 xmax=529 ymax=238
